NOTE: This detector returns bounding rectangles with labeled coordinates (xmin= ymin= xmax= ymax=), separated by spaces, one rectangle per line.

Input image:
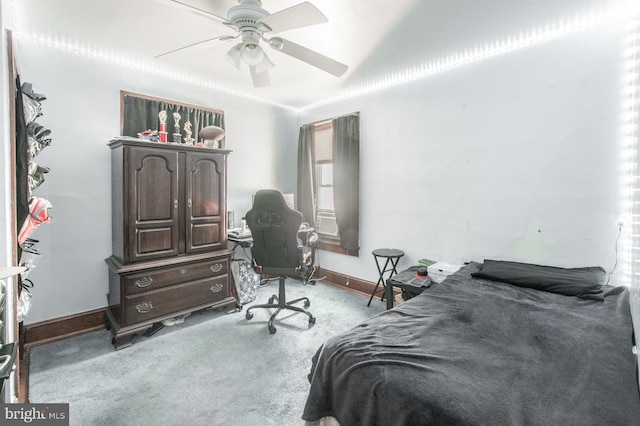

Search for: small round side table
xmin=368 ymin=248 xmax=404 ymax=306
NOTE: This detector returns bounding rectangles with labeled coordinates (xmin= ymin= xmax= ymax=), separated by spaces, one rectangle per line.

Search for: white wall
xmin=13 ymin=40 xmax=296 ymax=324
xmin=300 ymin=20 xmax=626 ymax=286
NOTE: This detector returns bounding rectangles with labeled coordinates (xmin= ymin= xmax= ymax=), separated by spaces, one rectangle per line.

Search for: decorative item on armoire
xmin=158 ymin=110 xmax=168 ymax=142
xmin=199 ymin=125 xmax=225 ymax=148
xmin=136 ymin=129 xmax=159 ymax=142
xmin=172 ymin=112 xmax=182 ymax=144
xmin=183 ymin=121 xmax=194 ymax=145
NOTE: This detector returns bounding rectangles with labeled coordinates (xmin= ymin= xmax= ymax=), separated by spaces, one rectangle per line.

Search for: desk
xmin=385 ymin=266 xmax=432 ymax=310
xmin=228 ymin=235 xmax=253 ymax=249
xmin=227 ymin=224 xmax=315 ymax=248
xmin=227 ymin=226 xmax=317 ymax=283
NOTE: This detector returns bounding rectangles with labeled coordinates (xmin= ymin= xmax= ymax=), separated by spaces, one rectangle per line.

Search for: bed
xmin=303 ymin=260 xmax=640 ymax=425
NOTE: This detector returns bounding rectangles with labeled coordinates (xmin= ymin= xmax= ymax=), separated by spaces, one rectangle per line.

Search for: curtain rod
xmin=307 ymin=111 xmax=360 ymax=127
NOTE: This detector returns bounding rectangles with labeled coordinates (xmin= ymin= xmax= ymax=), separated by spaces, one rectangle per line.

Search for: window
xmin=314 ymin=122 xmax=336 ymax=232
xmin=312 ymin=123 xmax=337 ymax=241
xmin=298 ymin=114 xmax=359 ymax=256
xmin=317 ymin=163 xmax=334 ymax=211
xmin=307 ymin=116 xmax=359 ymax=256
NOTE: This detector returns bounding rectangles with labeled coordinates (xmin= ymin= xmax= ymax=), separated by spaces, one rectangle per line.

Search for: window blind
xmin=315 ymin=128 xmax=333 ymax=162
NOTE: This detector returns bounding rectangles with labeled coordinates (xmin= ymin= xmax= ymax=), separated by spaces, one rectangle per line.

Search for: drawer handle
xmin=135 ymin=276 xmax=153 ymax=288
xmin=210 ymin=283 xmax=224 ymax=293
xmin=179 ymin=268 xmax=187 ymax=275
xmin=135 ymin=302 xmax=153 ymax=314
xmin=210 ymin=263 xmax=223 ymax=273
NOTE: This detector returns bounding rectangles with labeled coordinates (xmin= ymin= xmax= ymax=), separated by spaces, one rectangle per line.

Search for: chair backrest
xmin=245 ymin=189 xmax=303 ymax=273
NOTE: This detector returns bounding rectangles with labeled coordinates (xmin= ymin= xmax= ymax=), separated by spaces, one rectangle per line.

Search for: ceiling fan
xmin=158 ymin=0 xmax=348 ymax=87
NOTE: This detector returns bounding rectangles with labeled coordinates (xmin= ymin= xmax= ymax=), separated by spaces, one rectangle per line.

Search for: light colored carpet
xmin=28 ymin=280 xmax=386 ymax=426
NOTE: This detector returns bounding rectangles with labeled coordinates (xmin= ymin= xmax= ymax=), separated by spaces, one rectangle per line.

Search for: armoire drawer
xmin=124 ymin=275 xmax=229 ymax=324
xmin=124 ymin=258 xmax=229 ymax=295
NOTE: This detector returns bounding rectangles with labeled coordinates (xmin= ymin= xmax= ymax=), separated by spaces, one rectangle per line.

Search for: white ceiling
xmin=5 ymin=0 xmax=634 ymax=108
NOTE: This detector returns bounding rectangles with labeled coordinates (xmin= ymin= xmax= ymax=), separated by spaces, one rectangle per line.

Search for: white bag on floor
xmin=231 ymin=259 xmax=260 ymax=305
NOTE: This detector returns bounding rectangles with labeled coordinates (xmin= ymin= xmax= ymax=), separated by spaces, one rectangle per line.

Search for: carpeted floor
xmin=28 ymin=280 xmax=386 ymax=426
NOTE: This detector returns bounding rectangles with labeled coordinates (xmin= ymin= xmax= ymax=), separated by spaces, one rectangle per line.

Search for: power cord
xmin=606 ymin=223 xmax=623 ymax=285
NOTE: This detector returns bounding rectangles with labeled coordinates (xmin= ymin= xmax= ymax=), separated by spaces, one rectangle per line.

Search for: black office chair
xmin=244 ymin=189 xmax=317 ymax=334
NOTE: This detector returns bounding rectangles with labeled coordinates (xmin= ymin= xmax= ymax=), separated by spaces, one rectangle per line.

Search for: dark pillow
xmin=471 ymin=259 xmax=606 ymax=301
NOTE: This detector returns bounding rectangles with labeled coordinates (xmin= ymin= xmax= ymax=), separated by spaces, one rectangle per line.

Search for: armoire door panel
xmin=137 ymin=228 xmax=174 ymax=254
xmin=137 ymin=188 xmax=172 ymax=221
xmin=185 ymin=153 xmax=225 ymax=252
xmin=191 ymin=223 xmax=221 ymax=248
xmin=128 ymin=148 xmax=180 ymax=262
xmin=189 ymin=155 xmax=221 ymax=217
xmin=191 ymin=175 xmax=221 ymax=217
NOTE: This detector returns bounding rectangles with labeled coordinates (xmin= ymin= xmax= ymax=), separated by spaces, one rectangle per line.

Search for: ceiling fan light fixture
xmin=241 ymin=43 xmax=265 ymax=66
xmin=268 ymin=37 xmax=284 ymax=51
xmin=225 ymin=44 xmax=243 ymax=69
xmin=253 ymin=49 xmax=275 ymax=74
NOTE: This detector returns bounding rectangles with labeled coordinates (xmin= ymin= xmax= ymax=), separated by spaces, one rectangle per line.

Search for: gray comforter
xmin=303 ymin=262 xmax=640 ymax=425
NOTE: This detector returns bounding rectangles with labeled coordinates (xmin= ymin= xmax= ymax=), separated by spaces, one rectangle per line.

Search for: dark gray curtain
xmin=297 ymin=124 xmax=316 ymax=225
xmin=122 ymin=95 xmax=224 ymax=140
xmin=332 ymin=115 xmax=359 ymax=251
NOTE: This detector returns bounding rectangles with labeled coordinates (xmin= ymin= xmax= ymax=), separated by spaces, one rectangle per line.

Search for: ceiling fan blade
xmin=268 ymin=37 xmax=347 ymax=77
xmin=250 ymin=66 xmax=271 ymax=88
xmin=258 ymin=2 xmax=328 ymax=34
xmin=155 ymin=34 xmax=238 ymax=59
xmin=160 ymin=0 xmax=230 ymax=24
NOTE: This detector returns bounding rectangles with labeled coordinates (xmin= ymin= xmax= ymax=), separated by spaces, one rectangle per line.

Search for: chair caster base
xmin=245 ymin=276 xmax=314 ymax=333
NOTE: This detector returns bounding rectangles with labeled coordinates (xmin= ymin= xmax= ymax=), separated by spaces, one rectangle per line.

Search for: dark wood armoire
xmin=105 ymin=138 xmax=235 ymax=349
